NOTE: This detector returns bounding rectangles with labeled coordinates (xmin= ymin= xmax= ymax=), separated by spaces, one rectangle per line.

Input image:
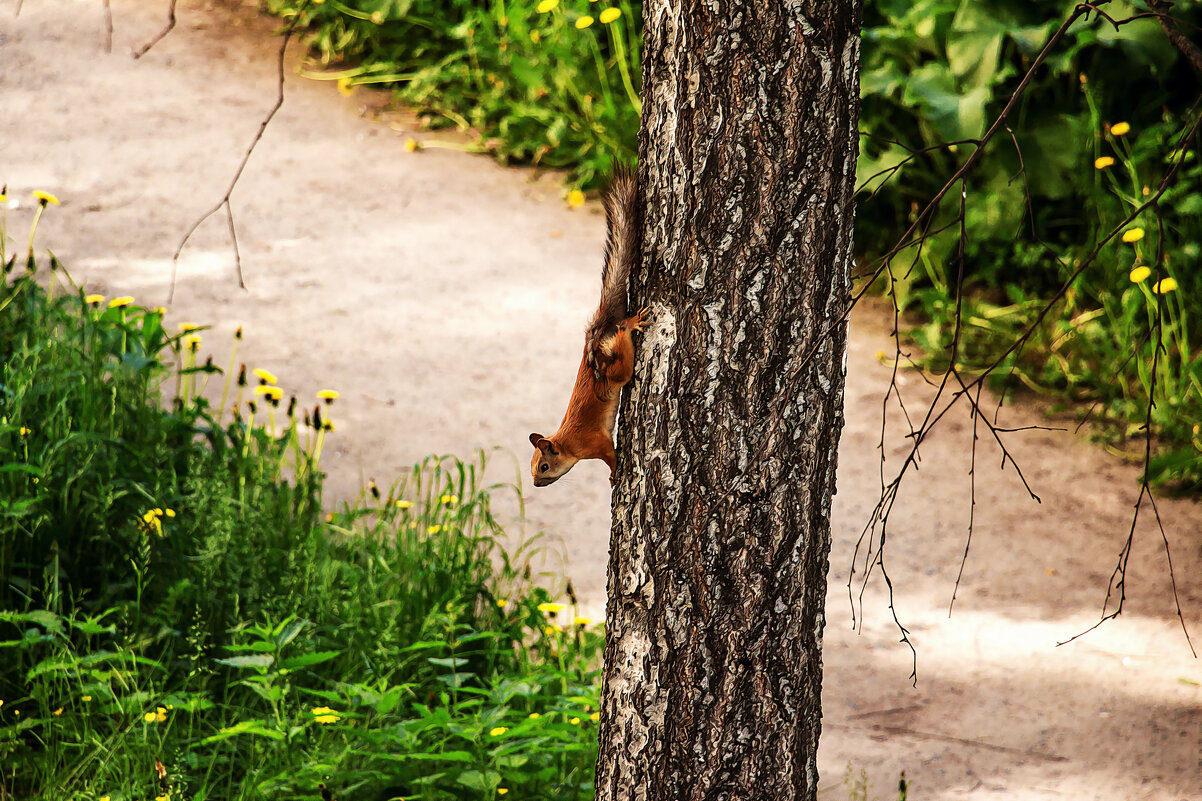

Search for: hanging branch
xmin=167 ymin=1 xmax=312 ymax=303
xmin=827 ymin=0 xmax=1202 ymax=681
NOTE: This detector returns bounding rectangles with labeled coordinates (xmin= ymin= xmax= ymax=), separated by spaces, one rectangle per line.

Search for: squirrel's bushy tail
xmin=592 ymin=163 xmax=640 ymax=336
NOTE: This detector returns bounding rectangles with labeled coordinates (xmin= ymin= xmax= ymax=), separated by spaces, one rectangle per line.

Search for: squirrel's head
xmin=529 ymin=433 xmax=577 ymax=487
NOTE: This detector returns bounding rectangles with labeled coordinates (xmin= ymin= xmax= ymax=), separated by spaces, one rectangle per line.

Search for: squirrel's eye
xmin=541 ymin=463 xmax=549 ymax=472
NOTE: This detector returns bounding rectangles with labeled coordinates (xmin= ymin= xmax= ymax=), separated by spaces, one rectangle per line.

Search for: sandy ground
xmin=2 ymin=1 xmax=1200 ymax=798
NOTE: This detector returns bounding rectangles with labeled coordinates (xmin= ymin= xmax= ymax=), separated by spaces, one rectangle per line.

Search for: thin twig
xmin=168 ymin=2 xmax=312 ymax=302
xmin=132 ymin=0 xmax=178 ymax=60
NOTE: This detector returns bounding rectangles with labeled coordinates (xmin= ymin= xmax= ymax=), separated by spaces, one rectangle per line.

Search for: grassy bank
xmin=0 ymin=202 xmax=601 ymax=800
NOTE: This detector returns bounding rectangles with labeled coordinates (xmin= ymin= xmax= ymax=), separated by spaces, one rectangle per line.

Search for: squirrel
xmin=529 ymin=165 xmax=646 ymax=488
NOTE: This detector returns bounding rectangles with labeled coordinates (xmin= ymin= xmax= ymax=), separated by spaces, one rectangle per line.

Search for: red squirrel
xmin=529 ymin=165 xmax=646 ymax=488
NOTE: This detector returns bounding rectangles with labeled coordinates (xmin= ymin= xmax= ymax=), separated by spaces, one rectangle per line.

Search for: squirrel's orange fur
xmin=529 ymin=166 xmax=645 ymax=488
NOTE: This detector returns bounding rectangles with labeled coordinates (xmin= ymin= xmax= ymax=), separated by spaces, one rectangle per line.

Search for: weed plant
xmin=0 ymin=200 xmax=601 ymax=799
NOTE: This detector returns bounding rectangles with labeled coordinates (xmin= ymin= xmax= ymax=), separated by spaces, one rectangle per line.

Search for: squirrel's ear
xmin=529 ymin=433 xmax=544 ymax=449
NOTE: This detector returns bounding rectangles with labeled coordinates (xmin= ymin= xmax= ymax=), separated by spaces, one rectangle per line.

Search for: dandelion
xmin=178 ymin=322 xmax=200 ymax=332
xmin=599 ymin=7 xmax=621 ymax=23
xmin=337 ymin=76 xmax=354 ymax=96
xmin=1129 ymin=266 xmax=1151 ymax=284
xmin=440 ymin=493 xmax=458 ymax=505
xmin=85 ymin=294 xmax=105 ymax=305
xmin=570 ymin=717 xmax=581 ymax=725
xmin=1122 ymin=227 xmax=1145 ymax=243
xmin=53 ymin=707 xmax=63 ymax=716
xmin=253 ymin=368 xmax=278 ymax=385
xmin=536 ymin=0 xmax=558 ymax=11
xmin=544 ymin=624 xmax=559 ymax=636
xmin=590 ymin=712 xmax=600 ymax=721
xmin=82 ymin=695 xmax=92 ymax=702
xmin=151 ymin=306 xmax=166 ymax=315
xmin=182 ymin=334 xmax=202 ymax=352
xmin=396 ymin=500 xmax=413 ymax=509
xmin=428 ymin=524 xmax=442 ymax=534
xmin=155 ymin=795 xmax=168 ymax=801
xmin=317 ymin=389 xmax=340 ymax=403
xmin=496 ymin=598 xmax=508 ymax=608
xmin=312 ymin=706 xmax=341 ymax=724
xmin=489 ymin=726 xmax=509 ymax=736
xmin=19 ymin=427 xmax=30 ymax=436
xmin=156 ymin=706 xmax=168 ymax=721
xmin=1153 ymin=277 xmax=1179 ymax=294
xmin=144 ymin=711 xmax=159 ymax=722
xmin=108 ymin=296 xmax=134 ymax=308
xmin=100 ymin=797 xmax=111 ymax=801
xmin=404 ymin=138 xmax=420 ymax=152
xmin=1094 ymin=156 xmax=1115 ymax=169
xmin=1110 ymin=121 xmax=1130 ymax=136
xmin=498 ymin=790 xmax=509 ymax=796
xmin=536 ymin=602 xmax=566 ymax=614
xmin=576 ymin=15 xmax=594 ymax=28
xmin=254 ymin=385 xmax=284 ymax=401
xmin=32 ymin=190 xmax=60 ymax=206
xmin=528 ymin=712 xmax=541 ymax=719
xmin=574 ymin=615 xmax=593 ymax=626
xmin=567 ymin=189 xmax=585 ymax=208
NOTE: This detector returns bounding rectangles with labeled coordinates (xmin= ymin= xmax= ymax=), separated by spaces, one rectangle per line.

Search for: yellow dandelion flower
xmin=536 ymin=602 xmax=566 ymax=614
xmin=151 ymin=306 xmax=166 ymax=315
xmin=566 ymin=189 xmax=585 ymax=208
xmin=253 ymin=368 xmax=278 ymax=384
xmin=528 ymin=712 xmax=541 ymax=719
xmin=496 ymin=598 xmax=508 ymax=607
xmin=108 ymin=296 xmax=134 ymax=308
xmin=32 ymin=190 xmax=60 ymax=206
xmin=12 ymin=709 xmax=18 ymax=716
xmin=144 ymin=711 xmax=159 ymax=722
xmin=498 ymin=790 xmax=509 ymax=796
xmin=570 ymin=716 xmax=581 ymax=725
xmin=337 ymin=76 xmax=354 ymax=96
xmin=574 ymin=616 xmax=593 ymax=626
xmin=590 ymin=712 xmax=600 ymax=721
xmin=405 ymin=137 xmax=421 ymax=152
xmin=312 ymin=706 xmax=339 ymax=716
xmin=396 ymin=500 xmax=413 ymax=509
xmin=537 ymin=0 xmax=558 ymax=11
xmin=155 ymin=707 xmax=167 ymax=722
xmin=599 ymin=7 xmax=621 ymax=23
xmin=178 ymin=322 xmax=200 ymax=332
xmin=182 ymin=334 xmax=202 ymax=351
xmin=85 ymin=294 xmax=105 ymax=305
xmin=53 ymin=707 xmax=63 ymax=716
xmin=165 ymin=508 xmax=175 ymax=518
xmin=544 ymin=624 xmax=560 ymax=636
xmin=314 ymin=714 xmax=339 ymax=724
xmin=323 ymin=420 xmax=335 ymax=432
xmin=155 ymin=795 xmax=168 ymax=801
xmin=1122 ymin=227 xmax=1145 ymax=243
xmin=317 ymin=389 xmax=340 ymax=403
xmin=576 ymin=15 xmax=594 ymax=28
xmin=82 ymin=695 xmax=92 ymax=702
xmin=19 ymin=427 xmax=30 ymax=436
xmin=1129 ymin=266 xmax=1151 ymax=284
xmin=1094 ymin=156 xmax=1115 ymax=169
xmin=1110 ymin=121 xmax=1130 ymax=136
xmin=100 ymin=796 xmax=111 ymax=801
xmin=1153 ymin=277 xmax=1178 ymax=294
xmin=440 ymin=493 xmax=458 ymax=505
xmin=489 ymin=726 xmax=509 ymax=736
xmin=530 ymin=30 xmax=541 ymax=43
xmin=428 ymin=524 xmax=442 ymax=534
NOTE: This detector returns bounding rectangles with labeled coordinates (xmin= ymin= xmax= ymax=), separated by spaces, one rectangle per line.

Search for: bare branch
xmin=168 ymin=2 xmax=312 ymax=303
xmin=132 ymin=0 xmax=178 ymax=60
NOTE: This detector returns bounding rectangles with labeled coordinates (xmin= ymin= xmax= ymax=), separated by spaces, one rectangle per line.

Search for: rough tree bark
xmin=595 ymin=3 xmax=862 ymax=800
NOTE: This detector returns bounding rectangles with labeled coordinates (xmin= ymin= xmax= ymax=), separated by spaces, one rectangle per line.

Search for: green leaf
xmin=280 ymin=650 xmax=341 ymax=670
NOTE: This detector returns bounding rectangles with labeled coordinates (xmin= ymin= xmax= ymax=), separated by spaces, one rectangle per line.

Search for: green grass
xmin=0 ymin=205 xmax=602 ymax=800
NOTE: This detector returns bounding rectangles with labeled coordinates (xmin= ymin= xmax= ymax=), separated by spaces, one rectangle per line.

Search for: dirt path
xmin=2 ymin=1 xmax=1199 ymax=798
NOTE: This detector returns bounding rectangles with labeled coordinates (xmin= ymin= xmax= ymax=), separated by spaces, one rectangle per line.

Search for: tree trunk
xmin=595 ymin=3 xmax=862 ymax=800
